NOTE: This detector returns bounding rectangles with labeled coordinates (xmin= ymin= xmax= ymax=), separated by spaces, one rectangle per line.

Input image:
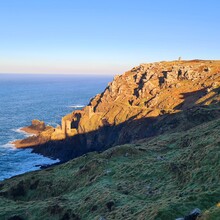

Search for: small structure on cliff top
xmin=60 ymin=116 xmax=79 ymax=137
xmin=61 ymin=118 xmax=71 ymax=133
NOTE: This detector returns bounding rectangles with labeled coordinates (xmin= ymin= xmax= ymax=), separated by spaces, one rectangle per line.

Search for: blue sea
xmin=0 ymin=74 xmax=112 ymax=181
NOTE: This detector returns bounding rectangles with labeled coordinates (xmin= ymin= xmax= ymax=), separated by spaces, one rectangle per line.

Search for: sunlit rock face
xmin=14 ymin=60 xmax=220 ymax=161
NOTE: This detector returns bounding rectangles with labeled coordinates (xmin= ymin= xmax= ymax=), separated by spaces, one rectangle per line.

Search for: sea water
xmin=0 ymin=74 xmax=112 ymax=181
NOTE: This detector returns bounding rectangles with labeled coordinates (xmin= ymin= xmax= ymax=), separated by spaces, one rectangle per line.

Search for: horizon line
xmin=0 ymin=72 xmax=116 ymax=76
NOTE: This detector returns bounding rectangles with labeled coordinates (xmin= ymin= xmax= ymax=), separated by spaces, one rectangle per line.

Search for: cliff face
xmin=1 ymin=114 xmax=220 ymax=220
xmin=67 ymin=60 xmax=220 ymax=134
xmin=15 ymin=60 xmax=220 ymax=160
xmin=2 ymin=60 xmax=220 ymax=220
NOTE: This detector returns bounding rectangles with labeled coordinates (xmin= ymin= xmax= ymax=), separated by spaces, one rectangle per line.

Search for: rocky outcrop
xmin=29 ymin=119 xmax=46 ymax=131
xmin=13 ymin=120 xmax=55 ymax=148
xmin=14 ymin=60 xmax=220 ymax=160
xmin=58 ymin=60 xmax=220 ymax=148
xmin=176 ymin=208 xmax=201 ymax=220
xmin=65 ymin=60 xmax=220 ymax=133
xmin=20 ymin=119 xmax=48 ymax=134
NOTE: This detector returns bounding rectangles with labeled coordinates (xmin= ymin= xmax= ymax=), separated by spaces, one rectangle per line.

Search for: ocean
xmin=0 ymin=74 xmax=113 ymax=181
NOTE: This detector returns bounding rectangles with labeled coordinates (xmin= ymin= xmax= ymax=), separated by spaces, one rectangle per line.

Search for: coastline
xmin=12 ymin=126 xmax=39 ymax=149
xmin=12 ymin=119 xmax=51 ymax=149
xmin=10 ymin=60 xmax=220 ymax=161
xmin=0 ymin=75 xmax=109 ymax=181
xmin=20 ymin=126 xmax=40 ymax=135
xmin=0 ymin=126 xmax=60 ymax=181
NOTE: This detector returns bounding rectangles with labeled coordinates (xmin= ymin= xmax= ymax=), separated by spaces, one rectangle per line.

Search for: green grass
xmin=0 ymin=117 xmax=220 ymax=220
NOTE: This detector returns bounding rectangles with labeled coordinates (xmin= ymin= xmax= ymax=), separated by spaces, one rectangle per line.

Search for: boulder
xmin=184 ymin=208 xmax=201 ymax=220
xmin=30 ymin=119 xmax=46 ymax=131
xmin=176 ymin=208 xmax=201 ymax=220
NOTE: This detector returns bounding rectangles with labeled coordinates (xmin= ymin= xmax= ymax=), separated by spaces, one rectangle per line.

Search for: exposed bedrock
xmin=15 ymin=60 xmax=220 ymax=160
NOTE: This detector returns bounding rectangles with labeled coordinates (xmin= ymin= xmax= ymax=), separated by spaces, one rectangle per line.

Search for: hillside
xmin=0 ymin=110 xmax=220 ymax=219
xmin=1 ymin=60 xmax=220 ymax=220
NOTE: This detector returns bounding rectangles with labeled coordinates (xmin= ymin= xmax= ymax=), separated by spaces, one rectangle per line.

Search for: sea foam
xmin=0 ymin=148 xmax=59 ymax=181
xmin=12 ymin=127 xmax=36 ymax=137
xmin=68 ymin=104 xmax=84 ymax=108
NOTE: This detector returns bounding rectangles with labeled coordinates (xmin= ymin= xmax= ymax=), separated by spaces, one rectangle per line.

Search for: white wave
xmin=68 ymin=104 xmax=84 ymax=108
xmin=12 ymin=127 xmax=36 ymax=137
xmin=0 ymin=148 xmax=60 ymax=181
xmin=1 ymin=142 xmax=15 ymax=149
xmin=2 ymin=127 xmax=37 ymax=151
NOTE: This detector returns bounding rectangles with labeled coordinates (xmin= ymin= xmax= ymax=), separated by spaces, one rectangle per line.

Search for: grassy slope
xmin=0 ymin=114 xmax=220 ymax=219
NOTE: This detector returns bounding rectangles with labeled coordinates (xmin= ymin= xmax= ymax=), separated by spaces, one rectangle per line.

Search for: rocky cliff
xmin=1 ymin=105 xmax=220 ymax=220
xmin=15 ymin=60 xmax=220 ymax=160
xmin=64 ymin=60 xmax=220 ymax=141
xmin=1 ymin=60 xmax=220 ymax=220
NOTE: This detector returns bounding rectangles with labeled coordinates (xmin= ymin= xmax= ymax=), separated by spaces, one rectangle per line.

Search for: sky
xmin=0 ymin=0 xmax=219 ymax=75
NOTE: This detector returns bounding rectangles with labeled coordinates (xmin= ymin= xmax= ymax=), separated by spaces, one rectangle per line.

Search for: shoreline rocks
xmin=13 ymin=120 xmax=55 ymax=149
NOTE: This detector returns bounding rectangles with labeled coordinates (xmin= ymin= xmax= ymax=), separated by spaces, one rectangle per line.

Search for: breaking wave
xmin=68 ymin=104 xmax=85 ymax=108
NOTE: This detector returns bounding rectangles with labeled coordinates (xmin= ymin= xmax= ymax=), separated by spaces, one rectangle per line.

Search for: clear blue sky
xmin=0 ymin=0 xmax=219 ymax=74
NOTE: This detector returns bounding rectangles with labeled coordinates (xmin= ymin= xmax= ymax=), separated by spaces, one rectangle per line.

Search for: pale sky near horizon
xmin=0 ymin=0 xmax=219 ymax=75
